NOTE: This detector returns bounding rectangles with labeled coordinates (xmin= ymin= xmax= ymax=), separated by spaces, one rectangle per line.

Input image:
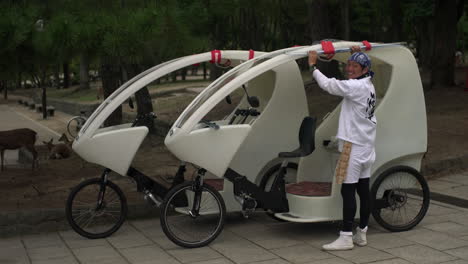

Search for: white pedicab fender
xmin=72 ymin=50 xmax=266 ymax=175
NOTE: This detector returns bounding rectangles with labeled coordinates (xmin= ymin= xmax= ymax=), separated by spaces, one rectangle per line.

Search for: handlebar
xmin=199 ymin=120 xmax=220 ymax=130
xmin=229 ymin=108 xmax=261 ymax=125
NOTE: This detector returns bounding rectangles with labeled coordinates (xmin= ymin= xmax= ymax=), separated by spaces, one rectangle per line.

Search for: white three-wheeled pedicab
xmin=68 ymin=41 xmax=430 ymax=248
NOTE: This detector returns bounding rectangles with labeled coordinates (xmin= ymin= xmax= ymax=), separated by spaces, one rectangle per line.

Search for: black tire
xmin=259 ymin=163 xmax=297 ymax=221
xmin=160 ymin=181 xmax=226 ymax=248
xmin=66 ymin=178 xmax=127 ymax=239
xmin=371 ymin=166 xmax=430 ymax=232
xmin=67 ymin=116 xmax=86 ymax=139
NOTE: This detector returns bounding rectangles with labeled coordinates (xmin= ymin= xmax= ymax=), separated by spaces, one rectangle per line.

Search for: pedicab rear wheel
xmin=371 ymin=166 xmax=430 ymax=232
xmin=259 ymin=163 xmax=298 ymax=221
xmin=160 ymin=181 xmax=226 ymax=248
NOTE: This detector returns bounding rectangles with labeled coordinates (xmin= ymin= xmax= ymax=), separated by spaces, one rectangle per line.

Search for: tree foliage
xmin=0 ymin=0 xmax=465 ymax=94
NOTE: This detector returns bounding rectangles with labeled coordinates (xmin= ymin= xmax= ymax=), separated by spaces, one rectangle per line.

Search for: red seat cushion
xmin=204 ymin=179 xmax=224 ymax=191
xmin=286 ymin=181 xmax=332 ymax=196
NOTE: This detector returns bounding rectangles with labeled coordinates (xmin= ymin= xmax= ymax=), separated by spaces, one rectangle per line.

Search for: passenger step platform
xmin=273 ymin=213 xmax=333 ymax=223
xmin=275 ymin=181 xmax=334 ymax=223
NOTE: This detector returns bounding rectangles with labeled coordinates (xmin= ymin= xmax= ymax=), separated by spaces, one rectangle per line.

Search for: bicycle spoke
xmin=67 ymin=179 xmax=126 ymax=238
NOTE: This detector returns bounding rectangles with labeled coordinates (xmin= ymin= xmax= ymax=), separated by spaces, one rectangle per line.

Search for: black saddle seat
xmin=278 ymin=117 xmax=316 ymax=158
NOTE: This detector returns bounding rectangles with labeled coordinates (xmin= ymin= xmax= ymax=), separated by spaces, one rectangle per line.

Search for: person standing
xmin=308 ymin=46 xmax=377 ymax=251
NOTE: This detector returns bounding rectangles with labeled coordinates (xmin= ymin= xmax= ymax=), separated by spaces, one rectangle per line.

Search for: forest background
xmin=0 ymin=0 xmax=466 ymax=123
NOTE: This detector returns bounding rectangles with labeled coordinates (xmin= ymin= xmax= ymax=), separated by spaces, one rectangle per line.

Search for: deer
xmin=0 ymin=128 xmax=38 ymax=171
xmin=58 ymin=133 xmax=89 ymax=168
xmin=43 ymin=138 xmax=72 ymax=159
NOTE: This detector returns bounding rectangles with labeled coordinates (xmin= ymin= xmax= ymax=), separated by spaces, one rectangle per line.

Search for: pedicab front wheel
xmin=160 ymin=181 xmax=226 ymax=248
xmin=66 ymin=178 xmax=128 ymax=239
xmin=371 ymin=166 xmax=430 ymax=232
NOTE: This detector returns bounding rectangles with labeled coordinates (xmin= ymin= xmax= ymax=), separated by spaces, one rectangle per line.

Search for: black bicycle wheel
xmin=67 ymin=116 xmax=86 ymax=139
xmin=160 ymin=181 xmax=226 ymax=248
xmin=371 ymin=166 xmax=430 ymax=232
xmin=66 ymin=178 xmax=127 ymax=239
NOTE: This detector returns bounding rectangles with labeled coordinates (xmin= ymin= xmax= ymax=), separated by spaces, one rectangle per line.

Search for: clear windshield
xmin=79 ymin=57 xmax=185 ymax=136
xmin=174 ymin=60 xmax=256 ymax=128
xmin=174 ymin=46 xmax=305 ymax=128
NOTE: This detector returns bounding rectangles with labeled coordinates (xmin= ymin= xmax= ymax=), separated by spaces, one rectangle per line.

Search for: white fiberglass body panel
xmin=296 ymin=43 xmax=427 ymax=185
xmin=73 ymin=126 xmax=148 ymax=175
xmin=165 ymin=46 xmax=308 ymax=177
xmin=227 ymin=61 xmax=308 ymax=181
xmin=73 ymin=50 xmax=265 ymax=175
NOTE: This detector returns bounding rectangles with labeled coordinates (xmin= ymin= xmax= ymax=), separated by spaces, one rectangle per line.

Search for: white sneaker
xmin=353 ymin=227 xmax=368 ymax=246
xmin=322 ymin=231 xmax=354 ymax=251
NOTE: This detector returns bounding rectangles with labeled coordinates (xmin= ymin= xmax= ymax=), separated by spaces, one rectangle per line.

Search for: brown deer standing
xmin=43 ymin=138 xmax=72 ymax=159
xmin=0 ymin=128 xmax=38 ymax=171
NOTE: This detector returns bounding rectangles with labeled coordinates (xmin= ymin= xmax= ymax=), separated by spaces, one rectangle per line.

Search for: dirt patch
xmin=0 ymin=134 xmax=188 ymax=211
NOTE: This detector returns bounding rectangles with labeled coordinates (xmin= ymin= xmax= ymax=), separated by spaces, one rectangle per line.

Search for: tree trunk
xmin=416 ymin=17 xmax=434 ymax=68
xmin=63 ymin=63 xmax=70 ymax=88
xmin=209 ymin=64 xmax=222 ymax=81
xmin=41 ymin=86 xmax=47 ymax=119
xmin=390 ymin=0 xmax=402 ymax=42
xmin=40 ymin=68 xmax=48 ymax=119
xmin=430 ymin=0 xmax=459 ymax=87
xmin=101 ymin=57 xmax=122 ymax=127
xmin=203 ymin=62 xmax=207 ymax=80
xmin=341 ymin=0 xmax=350 ymax=40
xmin=307 ymin=0 xmax=342 ymax=78
xmin=125 ymin=64 xmax=155 ymax=133
xmin=79 ymin=53 xmax=90 ymax=90
xmin=16 ymin=71 xmax=22 ymax=90
xmin=2 ymin=81 xmax=7 ymax=100
xmin=181 ymin=68 xmax=187 ymax=81
xmin=54 ymin=66 xmax=60 ymax=88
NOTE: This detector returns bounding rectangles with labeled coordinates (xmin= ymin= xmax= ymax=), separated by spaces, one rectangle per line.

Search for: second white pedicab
xmin=159 ymin=41 xmax=430 ymax=248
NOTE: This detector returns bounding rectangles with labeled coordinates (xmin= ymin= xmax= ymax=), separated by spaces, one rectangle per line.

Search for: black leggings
xmin=340 ymin=178 xmax=370 ymax=232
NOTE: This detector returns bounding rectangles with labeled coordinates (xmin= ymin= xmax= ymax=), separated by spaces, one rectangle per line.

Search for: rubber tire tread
xmin=160 ymin=181 xmax=226 ymax=248
xmin=66 ymin=178 xmax=128 ymax=239
xmin=371 ymin=166 xmax=430 ymax=232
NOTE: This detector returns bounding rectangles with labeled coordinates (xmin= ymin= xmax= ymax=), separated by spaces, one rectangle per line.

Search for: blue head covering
xmin=348 ymin=52 xmax=374 ymax=78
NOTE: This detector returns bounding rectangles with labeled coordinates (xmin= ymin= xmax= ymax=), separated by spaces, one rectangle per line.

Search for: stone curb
xmin=0 ymin=202 xmax=159 ymax=237
xmin=422 ymin=154 xmax=468 ymax=178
